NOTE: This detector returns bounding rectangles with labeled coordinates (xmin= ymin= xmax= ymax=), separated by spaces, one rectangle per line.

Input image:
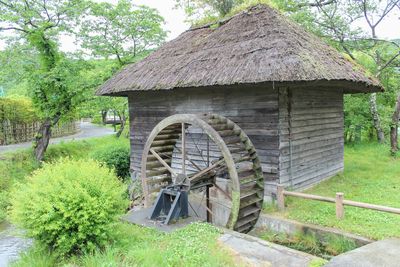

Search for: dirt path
xmin=0 ymin=122 xmax=115 ymax=154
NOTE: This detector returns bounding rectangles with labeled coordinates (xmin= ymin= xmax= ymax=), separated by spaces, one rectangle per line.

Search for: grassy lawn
xmin=13 ymin=222 xmax=236 ymax=267
xmin=269 ymin=143 xmax=400 ymax=240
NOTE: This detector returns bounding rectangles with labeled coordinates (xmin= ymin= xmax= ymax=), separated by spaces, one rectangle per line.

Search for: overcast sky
xmin=0 ymin=0 xmax=399 ymax=52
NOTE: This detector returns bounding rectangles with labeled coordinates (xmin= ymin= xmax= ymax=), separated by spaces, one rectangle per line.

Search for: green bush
xmin=10 ymin=158 xmax=129 ymax=256
xmin=91 ymin=144 xmax=130 ymax=180
xmin=0 ymin=96 xmax=38 ymax=124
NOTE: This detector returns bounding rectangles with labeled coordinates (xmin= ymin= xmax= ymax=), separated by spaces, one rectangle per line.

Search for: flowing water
xmin=0 ymin=222 xmax=32 ymax=267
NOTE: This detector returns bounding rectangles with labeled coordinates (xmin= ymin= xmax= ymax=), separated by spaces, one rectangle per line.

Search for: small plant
xmin=309 ymin=258 xmax=328 ymax=267
xmin=10 ymin=158 xmax=129 ymax=256
xmin=324 ymin=234 xmax=357 ymax=256
xmin=263 ymin=201 xmax=278 ymax=212
xmin=91 ymin=144 xmax=130 ymax=180
xmin=258 ymin=228 xmax=358 ymax=259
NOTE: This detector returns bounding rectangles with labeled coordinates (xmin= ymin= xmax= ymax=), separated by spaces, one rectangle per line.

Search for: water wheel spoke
xmin=175 ymin=146 xmax=202 ymax=171
xmin=188 ymin=128 xmax=208 ymax=167
xmin=149 ymin=148 xmax=177 ymax=177
xmin=181 ymin=123 xmax=186 ymax=175
xmin=189 ymin=159 xmax=224 ymax=183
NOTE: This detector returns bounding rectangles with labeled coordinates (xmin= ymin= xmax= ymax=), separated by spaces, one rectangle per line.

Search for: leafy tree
xmin=0 ymin=0 xmax=88 ymax=161
xmin=0 ymin=41 xmax=37 ymax=96
xmin=288 ymin=0 xmax=400 ymax=150
xmin=78 ymin=0 xmax=166 ymax=66
xmin=175 ymin=0 xmax=244 ymax=19
xmin=77 ymin=0 xmax=167 ymax=137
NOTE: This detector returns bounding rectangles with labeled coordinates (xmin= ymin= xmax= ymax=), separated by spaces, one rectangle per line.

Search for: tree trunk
xmin=34 ymin=115 xmax=61 ymax=162
xmin=390 ymin=93 xmax=400 ymax=154
xmin=101 ymin=110 xmax=107 ymax=125
xmin=116 ymin=112 xmax=126 ymax=138
xmin=369 ymin=93 xmax=385 ymax=143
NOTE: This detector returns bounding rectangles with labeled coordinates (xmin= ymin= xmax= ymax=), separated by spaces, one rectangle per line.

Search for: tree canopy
xmin=78 ymin=0 xmax=166 ymax=66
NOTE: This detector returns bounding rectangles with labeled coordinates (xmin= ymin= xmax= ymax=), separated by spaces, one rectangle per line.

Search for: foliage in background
xmin=76 ymin=0 xmax=167 ymax=137
xmin=10 ymin=158 xmax=129 ymax=256
xmin=91 ymin=144 xmax=131 ymax=180
xmin=78 ymin=0 xmax=166 ymax=66
xmin=0 ymin=0 xmax=90 ymax=161
xmin=0 ymin=42 xmax=38 ymax=96
xmin=0 ymin=97 xmax=38 ymax=124
xmin=175 ymin=0 xmax=245 ymax=22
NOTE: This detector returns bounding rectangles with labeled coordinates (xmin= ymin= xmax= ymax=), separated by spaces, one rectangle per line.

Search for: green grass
xmin=271 ymin=142 xmax=400 ymax=240
xmin=256 ymin=228 xmax=355 ymax=260
xmin=0 ymin=135 xmax=129 ymax=223
xmin=13 ymin=222 xmax=237 ymax=267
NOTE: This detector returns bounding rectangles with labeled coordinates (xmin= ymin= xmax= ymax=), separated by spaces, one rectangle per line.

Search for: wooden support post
xmin=336 ymin=192 xmax=344 ymax=220
xmin=277 ymin=184 xmax=285 ymax=211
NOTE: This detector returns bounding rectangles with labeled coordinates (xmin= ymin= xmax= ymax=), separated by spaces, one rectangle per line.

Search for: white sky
xmin=0 ymin=0 xmax=399 ymax=52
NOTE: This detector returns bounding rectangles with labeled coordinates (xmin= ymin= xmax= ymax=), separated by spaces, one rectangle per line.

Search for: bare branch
xmin=298 ymin=0 xmax=337 ymax=8
xmin=0 ymin=26 xmax=28 ymax=33
xmin=377 ymin=52 xmax=400 ymax=76
xmin=0 ymin=0 xmax=15 ymax=9
xmin=373 ymin=0 xmax=399 ymax=28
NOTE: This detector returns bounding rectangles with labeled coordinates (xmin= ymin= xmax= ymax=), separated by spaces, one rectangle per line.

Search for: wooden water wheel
xmin=141 ymin=113 xmax=264 ymax=233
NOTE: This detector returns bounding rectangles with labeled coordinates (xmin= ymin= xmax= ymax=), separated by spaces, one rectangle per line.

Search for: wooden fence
xmin=276 ymin=184 xmax=400 ymax=219
xmin=0 ymin=120 xmax=79 ymax=145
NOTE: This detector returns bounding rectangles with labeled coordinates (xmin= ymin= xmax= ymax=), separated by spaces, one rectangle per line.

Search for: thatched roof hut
xmin=98 ymin=4 xmax=380 ymax=95
xmin=98 ymin=5 xmax=381 ymax=195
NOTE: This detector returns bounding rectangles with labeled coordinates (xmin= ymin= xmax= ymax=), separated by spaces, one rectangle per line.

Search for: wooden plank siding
xmin=128 ymin=86 xmax=280 ymax=182
xmin=278 ymin=87 xmax=344 ymax=190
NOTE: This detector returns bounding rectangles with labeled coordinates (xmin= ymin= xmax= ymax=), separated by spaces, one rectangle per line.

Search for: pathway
xmin=0 ymin=121 xmax=115 ymax=154
xmin=219 ymin=231 xmax=321 ymax=267
xmin=326 ymin=238 xmax=400 ymax=267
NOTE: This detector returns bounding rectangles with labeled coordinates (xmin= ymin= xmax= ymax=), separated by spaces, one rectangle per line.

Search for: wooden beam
xmin=336 ymin=192 xmax=344 ymax=220
xmin=150 ymin=148 xmax=177 ymax=177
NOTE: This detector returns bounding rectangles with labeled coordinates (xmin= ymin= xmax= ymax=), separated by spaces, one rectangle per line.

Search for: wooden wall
xmin=278 ymin=87 xmax=344 ymax=190
xmin=128 ymin=86 xmax=280 ymax=183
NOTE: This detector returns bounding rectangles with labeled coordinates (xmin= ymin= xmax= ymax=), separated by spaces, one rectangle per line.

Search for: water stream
xmin=0 ymin=222 xmax=32 ymax=267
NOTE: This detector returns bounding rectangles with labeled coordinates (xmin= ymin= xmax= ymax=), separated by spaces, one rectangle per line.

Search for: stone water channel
xmin=0 ymin=222 xmax=31 ymax=267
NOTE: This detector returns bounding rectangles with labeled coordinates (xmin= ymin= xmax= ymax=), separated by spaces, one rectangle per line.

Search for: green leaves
xmin=0 ymin=96 xmax=39 ymax=123
xmin=10 ymin=158 xmax=129 ymax=256
xmin=78 ymin=0 xmax=166 ymax=66
xmin=91 ymin=143 xmax=131 ymax=180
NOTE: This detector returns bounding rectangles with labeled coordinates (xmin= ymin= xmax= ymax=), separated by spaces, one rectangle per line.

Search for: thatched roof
xmin=97 ymin=4 xmax=382 ymax=96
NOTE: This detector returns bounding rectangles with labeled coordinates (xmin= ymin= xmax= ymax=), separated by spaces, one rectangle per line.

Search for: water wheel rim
xmin=141 ymin=113 xmax=263 ymax=232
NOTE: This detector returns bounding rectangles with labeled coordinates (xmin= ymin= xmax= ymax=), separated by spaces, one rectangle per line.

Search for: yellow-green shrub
xmin=10 ymin=158 xmax=129 ymax=256
xmin=0 ymin=96 xmax=38 ymax=123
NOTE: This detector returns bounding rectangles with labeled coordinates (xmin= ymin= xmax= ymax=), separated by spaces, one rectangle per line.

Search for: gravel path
xmin=0 ymin=122 xmax=115 ymax=154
